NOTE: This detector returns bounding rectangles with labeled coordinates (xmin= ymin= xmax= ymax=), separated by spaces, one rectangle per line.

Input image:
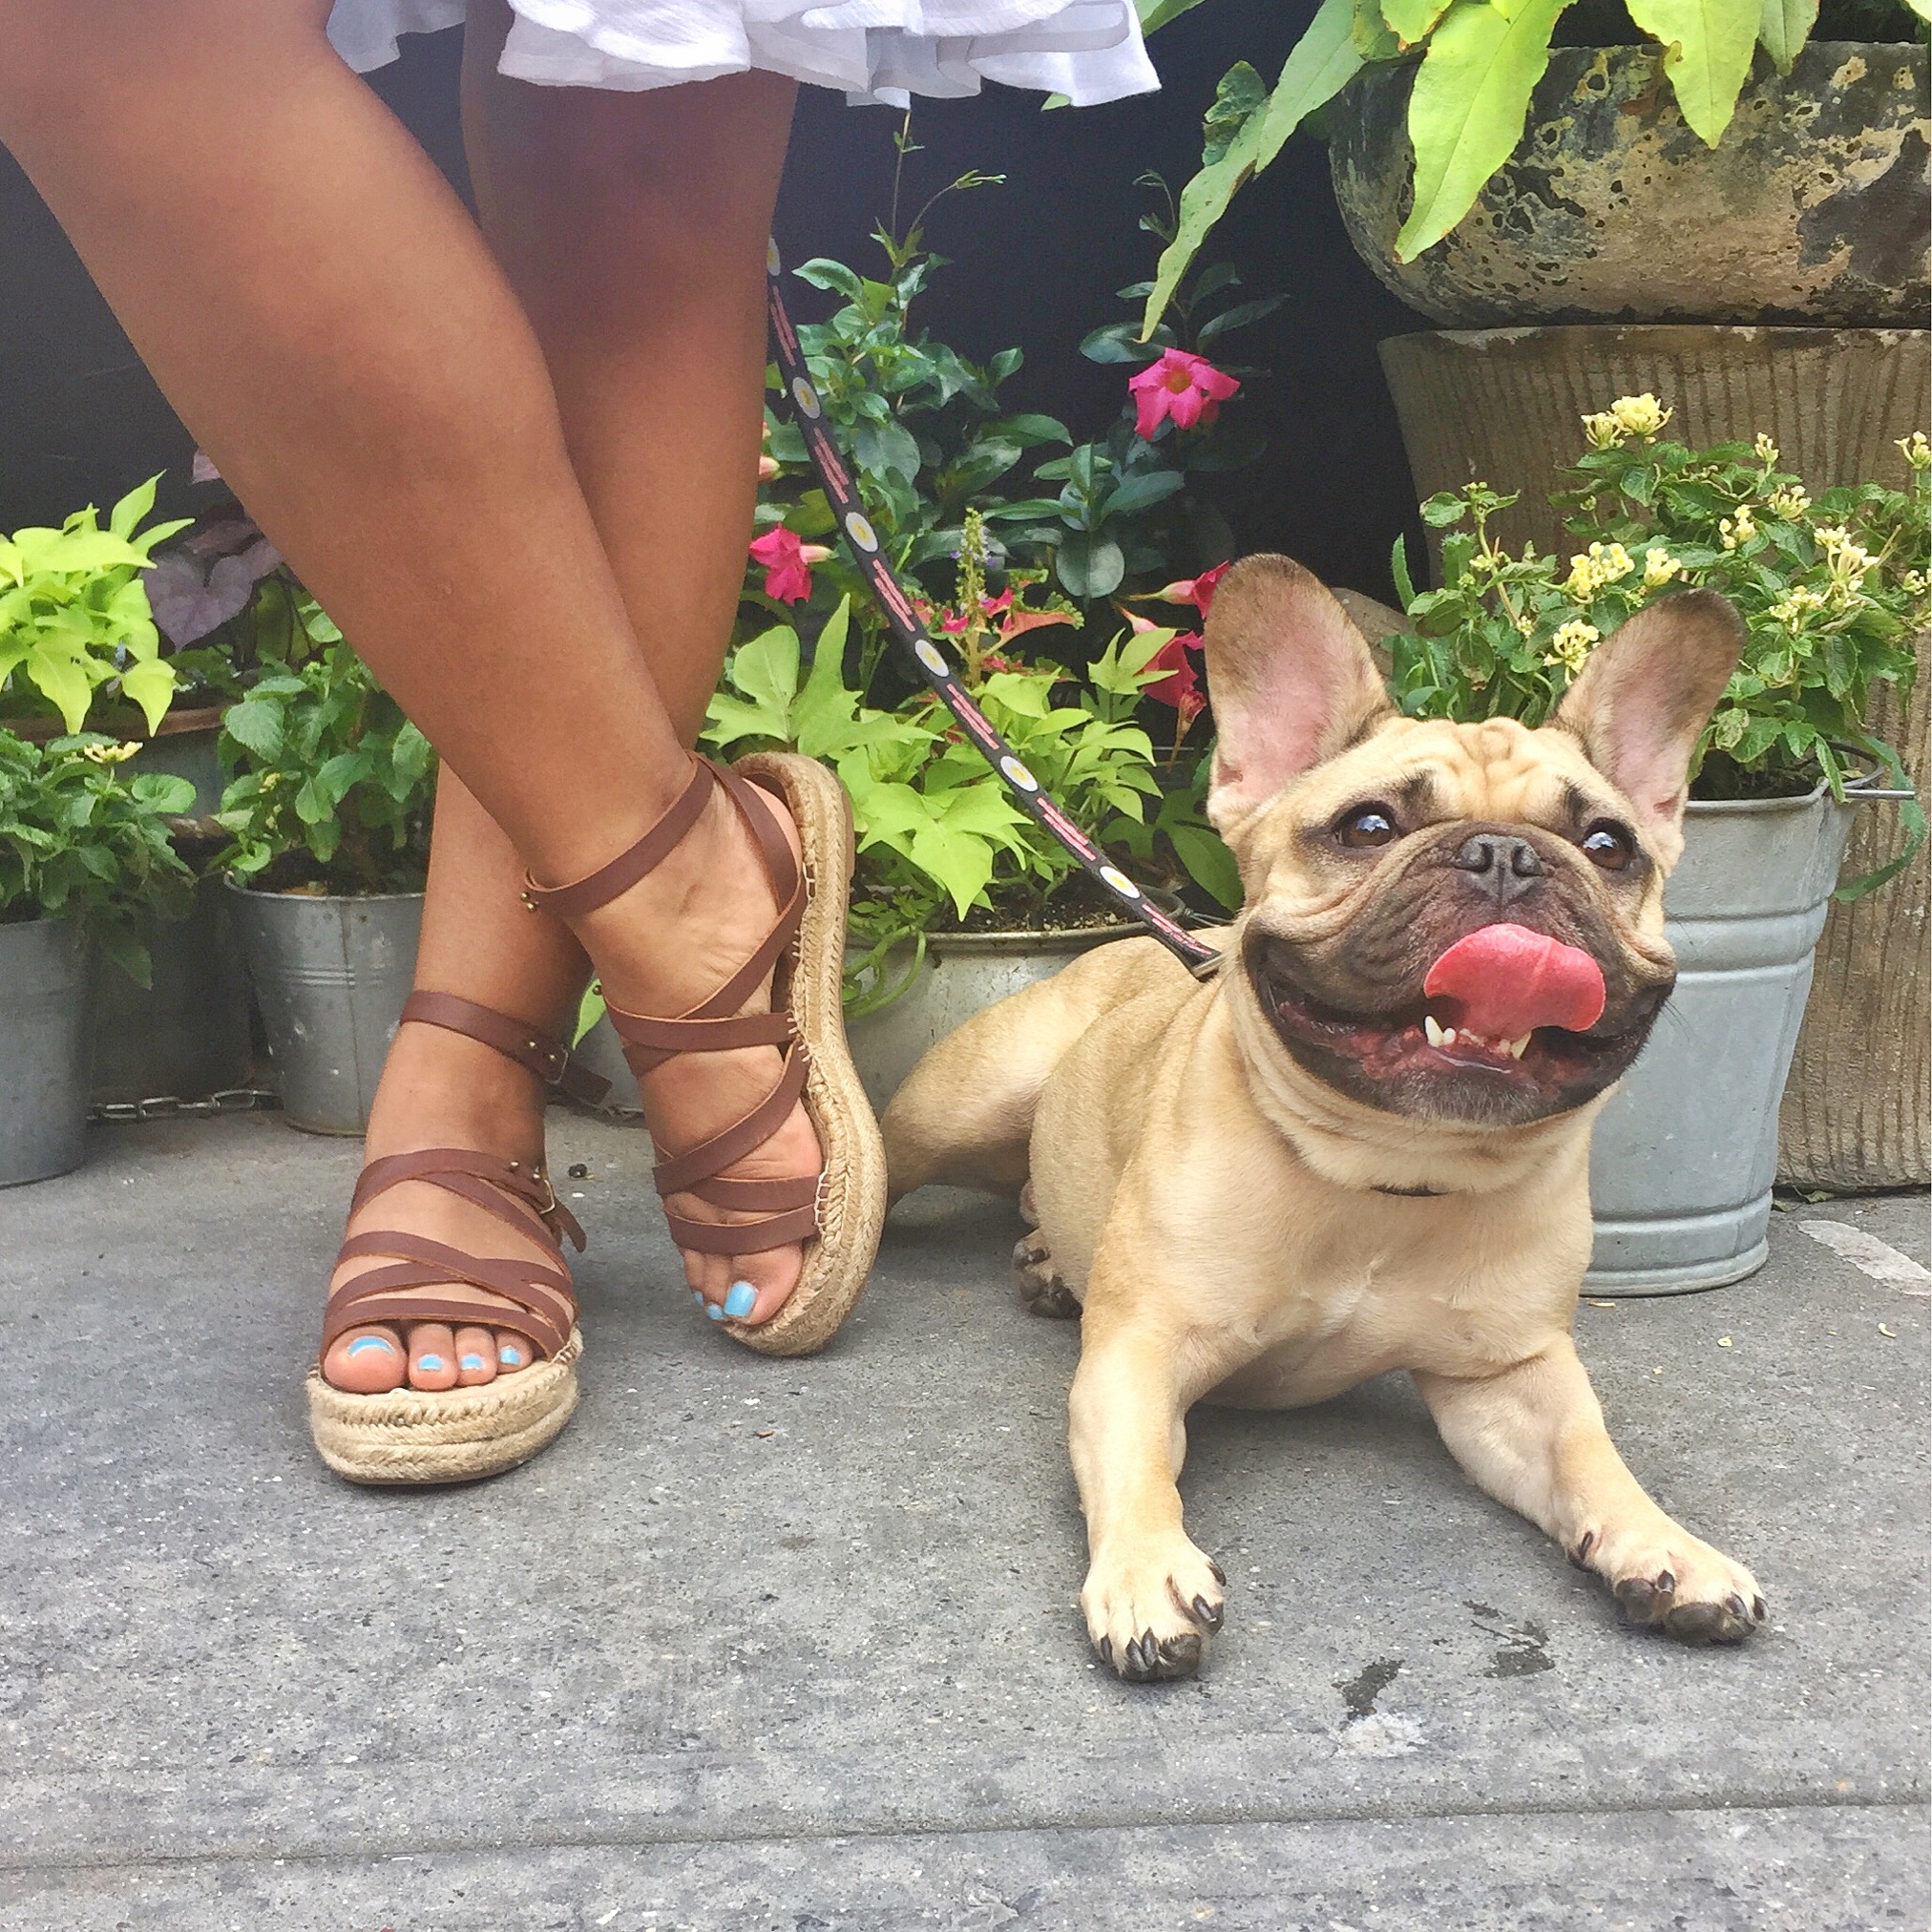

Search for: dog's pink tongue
xmin=1423 ymin=924 xmax=1606 ymax=1039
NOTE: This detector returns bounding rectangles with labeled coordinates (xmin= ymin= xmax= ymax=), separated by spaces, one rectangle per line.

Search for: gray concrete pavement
xmin=2 ymin=1112 xmax=1926 ymax=1930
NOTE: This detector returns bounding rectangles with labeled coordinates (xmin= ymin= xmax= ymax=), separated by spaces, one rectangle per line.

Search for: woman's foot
xmin=568 ymin=770 xmax=823 ymax=1328
xmin=321 ymin=1018 xmax=559 ymax=1394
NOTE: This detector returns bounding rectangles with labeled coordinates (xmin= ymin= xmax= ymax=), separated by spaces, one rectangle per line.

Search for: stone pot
xmin=1330 ymin=43 xmax=1929 ymax=327
xmin=1585 ymin=781 xmax=1876 ymax=1292
xmin=0 ymin=916 xmax=92 ymax=1186
xmin=225 ymin=883 xmax=424 ymax=1133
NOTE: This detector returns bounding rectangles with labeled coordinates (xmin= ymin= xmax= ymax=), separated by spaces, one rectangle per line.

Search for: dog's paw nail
xmin=1752 ymin=1594 xmax=1768 ymax=1623
xmin=1725 ymin=1592 xmax=1749 ymax=1620
xmin=1567 ymin=1530 xmax=1596 ymax=1568
xmin=1207 ymin=1558 xmax=1227 ymax=1586
xmin=1664 ymin=1601 xmax=1727 ymax=1644
xmin=1193 ymin=1594 xmax=1224 ymax=1632
xmin=1097 ymin=1635 xmax=1114 ymax=1667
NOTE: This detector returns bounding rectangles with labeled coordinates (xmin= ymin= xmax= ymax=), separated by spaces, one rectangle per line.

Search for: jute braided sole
xmin=723 ymin=752 xmax=888 ymax=1356
xmin=305 ymin=1328 xmax=582 ymax=1485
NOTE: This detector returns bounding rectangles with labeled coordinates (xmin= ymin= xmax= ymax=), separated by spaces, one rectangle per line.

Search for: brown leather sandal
xmin=522 ymin=750 xmax=887 ymax=1356
xmin=304 ymin=991 xmax=611 ymax=1486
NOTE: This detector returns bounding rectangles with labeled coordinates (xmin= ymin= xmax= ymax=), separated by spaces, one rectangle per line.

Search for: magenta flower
xmin=748 ymin=527 xmax=830 ymax=604
xmin=1141 ymin=560 xmax=1231 ymax=619
xmin=1128 ymin=350 xmax=1239 ymax=440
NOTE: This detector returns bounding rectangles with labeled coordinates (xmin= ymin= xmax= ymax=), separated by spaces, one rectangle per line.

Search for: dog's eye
xmin=1580 ymin=821 xmax=1634 ymax=871
xmin=1334 ymin=804 xmax=1399 ymax=849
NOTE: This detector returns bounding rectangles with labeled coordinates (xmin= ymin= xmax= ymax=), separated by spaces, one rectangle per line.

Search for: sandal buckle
xmin=528 ymin=1039 xmax=568 ymax=1084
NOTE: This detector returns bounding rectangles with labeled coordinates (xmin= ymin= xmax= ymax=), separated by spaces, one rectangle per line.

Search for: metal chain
xmin=90 ymin=1087 xmax=282 ymax=1124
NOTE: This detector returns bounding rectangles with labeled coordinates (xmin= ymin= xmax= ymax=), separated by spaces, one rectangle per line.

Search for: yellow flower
xmin=1608 ymin=393 xmax=1671 ymax=438
xmin=1720 ymin=507 xmax=1757 ymax=551
xmin=1564 ymin=540 xmax=1635 ymax=598
xmin=1902 ymin=570 xmax=1928 ymax=597
xmin=1770 ymin=585 xmax=1827 ymax=627
xmin=1754 ymin=432 xmax=1779 ymax=465
xmin=1642 ymin=547 xmax=1681 ymax=588
xmin=1581 ymin=410 xmax=1625 ymax=451
xmin=1769 ymin=486 xmax=1810 ymax=520
xmin=1897 ymin=431 xmax=1931 ymax=471
xmin=1544 ymin=619 xmax=1600 ymax=673
xmin=80 ymin=741 xmax=141 ymax=765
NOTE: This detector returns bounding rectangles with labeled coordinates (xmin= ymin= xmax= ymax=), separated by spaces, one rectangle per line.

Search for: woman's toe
xmin=408 ymin=1323 xmax=459 ymax=1391
xmin=453 ymin=1326 xmax=497 ymax=1386
xmin=494 ymin=1332 xmax=535 ymax=1376
xmin=324 ymin=1324 xmax=408 ymax=1393
xmin=720 ymin=1243 xmax=805 ymax=1327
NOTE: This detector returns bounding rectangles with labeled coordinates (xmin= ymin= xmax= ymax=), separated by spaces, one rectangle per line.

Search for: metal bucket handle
xmin=1835 ymin=752 xmax=1916 ymax=805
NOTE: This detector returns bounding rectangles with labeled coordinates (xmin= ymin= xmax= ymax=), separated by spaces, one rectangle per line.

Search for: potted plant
xmin=0 ymin=731 xmax=196 ymax=1185
xmin=215 ymin=595 xmax=436 ymax=1133
xmin=1383 ymin=402 xmax=1925 ymax=1289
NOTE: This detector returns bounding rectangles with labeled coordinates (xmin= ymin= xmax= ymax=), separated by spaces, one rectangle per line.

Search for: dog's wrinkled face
xmin=1203 ymin=557 xmax=1745 ymax=1130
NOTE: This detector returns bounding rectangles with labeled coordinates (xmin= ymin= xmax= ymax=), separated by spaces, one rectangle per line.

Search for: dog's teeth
xmin=1439 ymin=1026 xmax=1458 ymax=1047
xmin=1506 ymin=1034 xmax=1530 ymax=1060
xmin=1424 ymin=1015 xmax=1446 ymax=1048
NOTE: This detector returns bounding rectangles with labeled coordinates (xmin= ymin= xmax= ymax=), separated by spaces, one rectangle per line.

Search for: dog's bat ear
xmin=1551 ymin=588 xmax=1744 ymax=870
xmin=1203 ymin=555 xmax=1394 ymax=835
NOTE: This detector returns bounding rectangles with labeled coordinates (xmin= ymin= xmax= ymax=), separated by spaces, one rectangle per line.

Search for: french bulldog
xmin=882 ymin=555 xmax=1766 ymax=1681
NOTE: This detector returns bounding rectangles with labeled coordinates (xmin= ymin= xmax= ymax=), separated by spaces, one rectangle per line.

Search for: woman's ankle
xmin=363 ymin=1018 xmax=549 ymax=1165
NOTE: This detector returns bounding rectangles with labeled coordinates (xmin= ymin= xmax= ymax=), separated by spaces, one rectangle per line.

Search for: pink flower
xmin=1128 ymin=350 xmax=1239 ymax=440
xmin=757 ymin=454 xmax=782 ymax=483
xmin=748 ymin=527 xmax=830 ymax=604
xmin=1144 ymin=559 xmax=1230 ymax=618
xmin=1144 ymin=631 xmax=1206 ymax=730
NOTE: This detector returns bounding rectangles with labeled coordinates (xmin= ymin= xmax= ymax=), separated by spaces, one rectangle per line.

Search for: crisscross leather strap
xmin=320 ymin=994 xmax=594 ymax=1364
xmin=402 ymin=990 xmax=612 ymax=1107
xmin=516 ymin=753 xmax=822 ymax=1260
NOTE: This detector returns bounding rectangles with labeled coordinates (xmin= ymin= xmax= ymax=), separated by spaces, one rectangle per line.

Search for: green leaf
xmin=1625 ymin=0 xmax=1760 ymax=146
xmin=1142 ymin=0 xmax=1363 ymax=337
xmin=1101 ymin=471 xmax=1187 ymax=521
xmin=574 ymin=980 xmax=606 ymax=1045
xmin=117 ymin=655 xmax=178 ymax=735
xmin=1352 ymin=0 xmax=1402 ymax=59
xmin=1381 ymin=0 xmax=1453 ymax=41
xmin=730 ymin=623 xmax=803 ymax=723
xmin=1202 ymin=62 xmax=1269 ymax=167
xmin=1391 ymin=533 xmax=1418 ymax=609
xmin=107 ymin=474 xmax=160 ymax=540
xmin=1171 ymin=823 xmax=1244 ymax=909
xmin=1396 ymin=0 xmax=1568 ymax=262
xmin=221 ymin=694 xmax=285 ymax=762
xmin=1756 ymin=0 xmax=1817 ymax=70
xmin=1137 ymin=0 xmax=1211 ymax=31
xmin=1056 ymin=532 xmax=1127 ymax=599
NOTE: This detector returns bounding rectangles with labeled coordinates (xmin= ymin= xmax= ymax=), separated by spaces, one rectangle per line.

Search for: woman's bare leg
xmin=0 ymin=2 xmax=823 ymax=1379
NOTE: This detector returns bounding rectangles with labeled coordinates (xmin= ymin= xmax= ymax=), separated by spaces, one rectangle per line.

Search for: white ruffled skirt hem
xmin=327 ymin=0 xmax=1158 ymax=105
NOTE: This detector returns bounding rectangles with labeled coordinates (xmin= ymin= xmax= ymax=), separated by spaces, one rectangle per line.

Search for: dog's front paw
xmin=1571 ymin=1522 xmax=1767 ymax=1645
xmin=1013 ymin=1232 xmax=1080 ymax=1319
xmin=1082 ymin=1537 xmax=1226 ymax=1681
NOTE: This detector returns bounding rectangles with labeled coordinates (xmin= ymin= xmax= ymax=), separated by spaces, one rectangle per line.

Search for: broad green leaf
xmin=574 ymin=981 xmax=606 ymax=1045
xmin=1170 ymin=823 xmax=1244 ymax=910
xmin=1203 ymin=62 xmax=1270 ymax=167
xmin=108 ymin=474 xmax=159 ymax=539
xmin=1755 ymin=0 xmax=1816 ymax=71
xmin=1396 ymin=0 xmax=1567 ymax=262
xmin=729 ymin=623 xmax=802 ymax=724
xmin=117 ymin=656 xmax=177 ymax=735
xmin=1382 ymin=0 xmax=1452 ymax=40
xmin=25 ymin=640 xmax=94 ymax=732
xmin=1903 ymin=0 xmax=1929 ymax=21
xmin=1352 ymin=0 xmax=1402 ymax=59
xmin=908 ymin=815 xmax=998 ymax=920
xmin=1101 ymin=470 xmax=1187 ymax=521
xmin=1056 ymin=531 xmax=1126 ymax=599
xmin=1138 ymin=0 xmax=1210 ymax=31
xmin=129 ymin=772 xmax=197 ymax=813
xmin=1626 ymin=0 xmax=1760 ymax=145
xmin=1142 ymin=0 xmax=1362 ymax=336
xmin=221 ymin=695 xmax=285 ymax=761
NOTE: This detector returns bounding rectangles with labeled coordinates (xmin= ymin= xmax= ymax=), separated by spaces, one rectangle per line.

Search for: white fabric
xmin=327 ymin=0 xmax=1159 ymax=106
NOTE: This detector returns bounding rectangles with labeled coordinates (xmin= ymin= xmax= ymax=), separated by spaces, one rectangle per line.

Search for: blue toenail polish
xmin=460 ymin=1354 xmax=486 ymax=1371
xmin=346 ymin=1336 xmax=395 ymax=1358
xmin=705 ymin=1302 xmax=725 ymax=1321
xmin=499 ymin=1346 xmax=523 ymax=1366
xmin=417 ymin=1354 xmax=445 ymax=1372
xmin=724 ymin=1281 xmax=757 ymax=1319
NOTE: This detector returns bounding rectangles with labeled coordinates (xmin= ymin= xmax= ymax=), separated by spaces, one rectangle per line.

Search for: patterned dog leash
xmin=766 ymin=241 xmax=1221 ymax=977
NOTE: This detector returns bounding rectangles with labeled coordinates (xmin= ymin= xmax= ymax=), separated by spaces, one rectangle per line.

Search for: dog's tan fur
xmin=884 ymin=556 xmax=1766 ymax=1680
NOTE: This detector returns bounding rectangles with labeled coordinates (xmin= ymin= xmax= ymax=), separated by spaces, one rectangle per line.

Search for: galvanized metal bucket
xmin=225 ymin=883 xmax=423 ymax=1134
xmin=89 ymin=880 xmax=252 ymax=1105
xmin=1586 ymin=785 xmax=1857 ymax=1294
xmin=1 ymin=917 xmax=92 ymax=1186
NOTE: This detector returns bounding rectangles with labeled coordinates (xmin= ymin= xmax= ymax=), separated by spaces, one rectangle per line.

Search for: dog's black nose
xmin=1450 ymin=831 xmax=1544 ymax=904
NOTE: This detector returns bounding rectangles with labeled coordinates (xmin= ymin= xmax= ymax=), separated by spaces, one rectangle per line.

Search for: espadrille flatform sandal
xmin=521 ymin=750 xmax=887 ymax=1356
xmin=305 ymin=991 xmax=611 ymax=1486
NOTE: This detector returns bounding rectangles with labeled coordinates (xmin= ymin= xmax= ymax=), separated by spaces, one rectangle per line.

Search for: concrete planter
xmin=0 ymin=916 xmax=92 ymax=1186
xmin=225 ymin=883 xmax=423 ymax=1134
xmin=1330 ymin=43 xmax=1929 ymax=327
xmin=1586 ymin=785 xmax=1855 ymax=1293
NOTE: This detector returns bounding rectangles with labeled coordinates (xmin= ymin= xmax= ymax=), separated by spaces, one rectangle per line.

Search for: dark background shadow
xmin=0 ymin=6 xmax=1424 ymax=600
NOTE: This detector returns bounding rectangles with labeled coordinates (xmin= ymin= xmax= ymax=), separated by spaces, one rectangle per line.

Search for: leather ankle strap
xmin=518 ymin=754 xmax=714 ymax=922
xmin=401 ymin=991 xmax=612 ymax=1108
